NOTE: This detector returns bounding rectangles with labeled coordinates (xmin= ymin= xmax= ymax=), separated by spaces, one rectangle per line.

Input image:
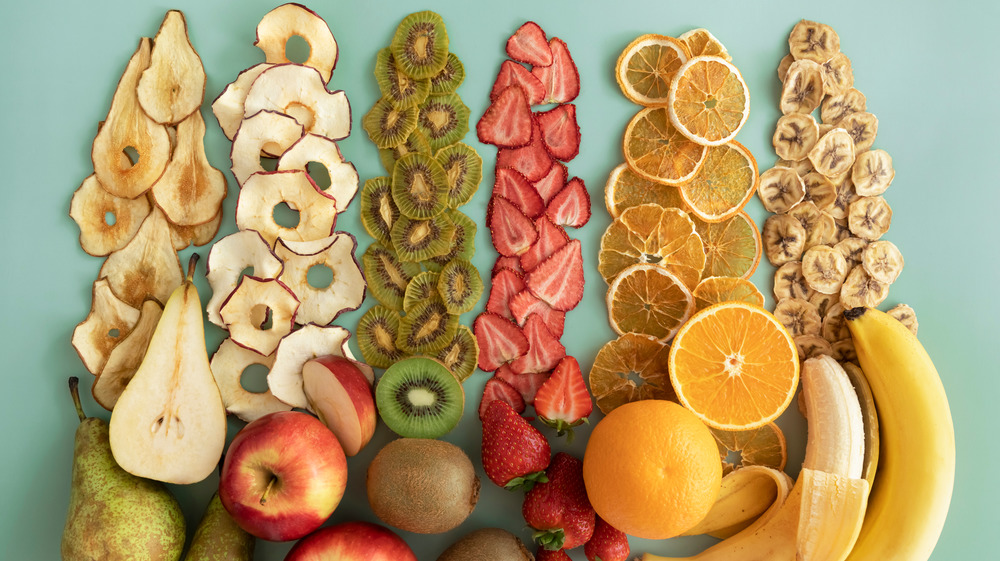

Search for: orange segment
xmin=598 ymin=203 xmax=706 ymax=288
xmin=679 ymin=28 xmax=731 ymax=61
xmin=669 ymin=301 xmax=800 ymax=430
xmin=607 ymin=263 xmax=695 ymax=342
xmin=616 ymin=34 xmax=691 ymax=106
xmin=694 ymin=211 xmax=762 ymax=278
xmin=668 ymin=55 xmax=750 ymax=146
xmin=711 ymin=422 xmax=788 ymax=475
xmin=624 ymin=107 xmax=708 ymax=185
xmin=692 ymin=276 xmax=764 ymax=311
xmin=604 ymin=163 xmax=687 ymax=219
xmin=679 ymin=141 xmax=759 ymax=223
xmin=588 ymin=333 xmax=675 ymax=414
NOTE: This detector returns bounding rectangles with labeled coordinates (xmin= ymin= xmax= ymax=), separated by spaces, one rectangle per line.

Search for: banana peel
xmin=681 ymin=466 xmax=793 ymax=539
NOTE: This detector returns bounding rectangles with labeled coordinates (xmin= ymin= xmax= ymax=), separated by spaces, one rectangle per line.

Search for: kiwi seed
xmin=357 ymin=305 xmax=407 ymax=369
xmin=374 ymin=356 xmax=464 ymax=439
xmin=416 ymin=92 xmax=470 ymax=152
xmin=362 ymin=242 xmax=422 ymax=310
xmin=390 ymin=11 xmax=450 ymax=80
xmin=363 ymin=97 xmax=418 ymax=149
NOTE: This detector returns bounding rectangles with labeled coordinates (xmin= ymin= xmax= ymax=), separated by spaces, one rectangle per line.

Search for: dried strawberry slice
xmin=494 ymin=167 xmax=545 ymax=219
xmin=536 ymin=104 xmax=580 ymax=161
xmin=491 ymin=60 xmax=546 ymax=106
xmin=497 ymin=120 xmax=553 ymax=182
xmin=488 ymin=195 xmax=538 ymax=257
xmin=520 ymin=215 xmax=569 ymax=273
xmin=533 ymin=355 xmax=593 ymax=440
xmin=524 ymin=238 xmax=584 ymax=311
xmin=492 ymin=256 xmax=525 ymax=277
xmin=479 ymin=375 xmax=526 ymax=420
xmin=532 ymin=161 xmax=567 ymax=205
xmin=486 ymin=267 xmax=526 ymax=321
xmin=477 ymin=85 xmax=534 ymax=148
xmin=546 ymin=176 xmax=591 ymax=228
xmin=506 ymin=22 xmax=553 ymax=67
xmin=532 ymin=38 xmax=580 ymax=104
xmin=496 ymin=363 xmax=551 ymax=406
xmin=474 ymin=312 xmax=530 ymax=372
xmin=508 ymin=291 xmax=566 ymax=338
xmin=510 ymin=314 xmax=566 ymax=375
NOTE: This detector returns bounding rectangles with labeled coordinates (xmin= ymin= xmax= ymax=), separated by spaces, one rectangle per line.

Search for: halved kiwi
xmin=357 ymin=305 xmax=407 ymax=369
xmin=363 ymin=97 xmax=418 ymax=149
xmin=396 ymin=300 xmax=459 ymax=354
xmin=403 ymin=271 xmax=442 ymax=312
xmin=430 ymin=52 xmax=465 ymax=95
xmin=375 ymin=356 xmax=464 ymax=439
xmin=436 ymin=142 xmax=482 ymax=208
xmin=426 ymin=209 xmax=476 ymax=272
xmin=379 ymin=129 xmax=432 ymax=175
xmin=435 ymin=325 xmax=479 ymax=382
xmin=437 ymin=258 xmax=483 ymax=315
xmin=392 ymin=152 xmax=449 ymax=219
xmin=390 ymin=11 xmax=450 ymax=80
xmin=359 ymin=177 xmax=398 ymax=247
xmin=375 ymin=47 xmax=430 ymax=109
xmin=416 ymin=93 xmax=470 ymax=152
xmin=391 ymin=213 xmax=455 ymax=263
xmin=362 ymin=242 xmax=422 ymax=310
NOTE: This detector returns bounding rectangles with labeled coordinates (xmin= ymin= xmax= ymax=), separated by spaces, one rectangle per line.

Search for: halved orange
xmin=711 ymin=422 xmax=788 ymax=475
xmin=607 ymin=263 xmax=695 ymax=342
xmin=692 ymin=276 xmax=764 ymax=311
xmin=669 ymin=301 xmax=799 ymax=430
xmin=616 ymin=34 xmax=691 ymax=106
xmin=679 ymin=28 xmax=731 ymax=61
xmin=604 ymin=163 xmax=688 ymax=219
xmin=678 ymin=141 xmax=759 ymax=223
xmin=588 ymin=333 xmax=675 ymax=414
xmin=668 ymin=55 xmax=749 ymax=146
xmin=693 ymin=211 xmax=762 ymax=278
xmin=624 ymin=107 xmax=707 ymax=186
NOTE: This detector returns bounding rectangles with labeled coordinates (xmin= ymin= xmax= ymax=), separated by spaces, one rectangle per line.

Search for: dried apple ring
xmin=254 ymin=3 xmax=339 ymax=84
xmin=70 ymin=175 xmax=151 ymax=256
xmin=210 ymin=337 xmax=291 ymax=423
xmin=98 ymin=207 xmax=183 ymax=307
xmin=277 ymin=133 xmax=360 ymax=213
xmin=231 ymin=110 xmax=304 ymax=185
xmin=220 ymin=276 xmax=299 ymax=356
xmin=206 ymin=230 xmax=284 ymax=328
xmin=243 ymin=64 xmax=351 ymax=141
xmin=212 ymin=63 xmax=274 ymax=140
xmin=235 ymin=170 xmax=339 ymax=247
xmin=274 ymin=233 xmax=367 ymax=325
xmin=72 ymin=278 xmax=141 ymax=375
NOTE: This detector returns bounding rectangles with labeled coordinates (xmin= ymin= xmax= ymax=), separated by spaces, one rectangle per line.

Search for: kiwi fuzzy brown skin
xmin=436 ymin=527 xmax=534 ymax=561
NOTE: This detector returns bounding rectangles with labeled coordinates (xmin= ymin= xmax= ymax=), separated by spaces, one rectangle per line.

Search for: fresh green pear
xmin=183 ymin=491 xmax=255 ymax=561
xmin=109 ymin=253 xmax=227 ymax=484
xmin=62 ymin=377 xmax=186 ymax=561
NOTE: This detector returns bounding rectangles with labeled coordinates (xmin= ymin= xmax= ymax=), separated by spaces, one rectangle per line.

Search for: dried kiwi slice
xmin=403 ymin=271 xmax=442 ymax=312
xmin=363 ymin=97 xmax=418 ymax=149
xmin=430 ymin=52 xmax=465 ymax=95
xmin=426 ymin=209 xmax=476 ymax=272
xmin=375 ymin=47 xmax=431 ymax=110
xmin=390 ymin=11 xmax=450 ymax=80
xmin=391 ymin=213 xmax=456 ymax=263
xmin=359 ymin=177 xmax=398 ymax=247
xmin=362 ymin=242 xmax=422 ymax=310
xmin=379 ymin=129 xmax=432 ymax=175
xmin=434 ymin=325 xmax=479 ymax=381
xmin=395 ymin=300 xmax=459 ymax=354
xmin=392 ymin=152 xmax=450 ymax=219
xmin=357 ymin=305 xmax=407 ymax=369
xmin=416 ymin=93 xmax=470 ymax=152
xmin=437 ymin=258 xmax=483 ymax=315
xmin=375 ymin=356 xmax=464 ymax=439
xmin=436 ymin=142 xmax=482 ymax=208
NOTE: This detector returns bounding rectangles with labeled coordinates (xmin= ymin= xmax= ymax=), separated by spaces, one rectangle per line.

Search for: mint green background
xmin=2 ymin=0 xmax=996 ymax=559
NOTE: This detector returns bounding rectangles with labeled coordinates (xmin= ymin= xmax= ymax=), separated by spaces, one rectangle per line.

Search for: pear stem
xmin=68 ymin=377 xmax=87 ymax=423
xmin=186 ymin=253 xmax=200 ymax=282
xmin=260 ymin=476 xmax=277 ymax=506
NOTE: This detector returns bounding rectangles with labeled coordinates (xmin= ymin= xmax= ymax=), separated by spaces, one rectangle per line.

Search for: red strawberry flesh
xmin=497 ymin=119 xmax=553 ymax=182
xmin=506 ymin=21 xmax=553 ymax=67
xmin=481 ymin=400 xmax=552 ymax=490
xmin=510 ymin=314 xmax=567 ymax=374
xmin=531 ymin=38 xmax=580 ymax=104
xmin=492 ymin=255 xmax=525 ymax=277
xmin=536 ymin=103 xmax=580 ymax=161
xmin=486 ymin=267 xmax=526 ymax=321
xmin=474 ymin=312 xmax=529 ymax=372
xmin=489 ymin=195 xmax=538 ymax=257
xmin=508 ymin=290 xmax=566 ymax=338
xmin=533 ymin=355 xmax=593 ymax=439
xmin=495 ymin=167 xmax=545 ymax=219
xmin=479 ymin=375 xmax=526 ymax=420
xmin=546 ymin=176 xmax=591 ymax=228
xmin=532 ymin=161 xmax=567 ymax=205
xmin=524 ymin=238 xmax=584 ymax=311
xmin=520 ymin=214 xmax=570 ymax=273
xmin=477 ymin=85 xmax=534 ymax=148
xmin=491 ymin=60 xmax=546 ymax=106
xmin=496 ymin=363 xmax=551 ymax=406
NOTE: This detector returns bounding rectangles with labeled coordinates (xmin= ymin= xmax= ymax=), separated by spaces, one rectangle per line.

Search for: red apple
xmin=285 ymin=521 xmax=417 ymax=561
xmin=220 ymin=411 xmax=347 ymax=541
xmin=302 ymin=355 xmax=377 ymax=456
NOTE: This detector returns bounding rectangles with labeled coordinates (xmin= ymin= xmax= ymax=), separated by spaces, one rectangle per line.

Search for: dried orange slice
xmin=711 ymin=423 xmax=788 ymax=475
xmin=669 ymin=301 xmax=799 ymax=430
xmin=623 ymin=107 xmax=707 ymax=185
xmin=588 ymin=333 xmax=675 ymax=415
xmin=679 ymin=28 xmax=731 ymax=61
xmin=692 ymin=276 xmax=764 ymax=311
xmin=694 ymin=211 xmax=762 ymax=279
xmin=598 ymin=204 xmax=706 ymax=289
xmin=678 ymin=141 xmax=759 ymax=223
xmin=616 ymin=34 xmax=690 ymax=106
xmin=668 ymin=55 xmax=749 ymax=146
xmin=604 ymin=163 xmax=687 ymax=218
xmin=607 ymin=263 xmax=695 ymax=342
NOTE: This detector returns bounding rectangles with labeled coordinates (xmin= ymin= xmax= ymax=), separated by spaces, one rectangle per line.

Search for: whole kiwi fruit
xmin=436 ymin=528 xmax=534 ymax=561
xmin=367 ymin=438 xmax=479 ymax=534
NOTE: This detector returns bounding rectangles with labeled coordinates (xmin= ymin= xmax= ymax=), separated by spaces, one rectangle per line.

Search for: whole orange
xmin=582 ymin=399 xmax=721 ymax=539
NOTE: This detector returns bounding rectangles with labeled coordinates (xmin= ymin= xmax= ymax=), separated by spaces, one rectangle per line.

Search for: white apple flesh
xmin=302 ymin=355 xmax=377 ymax=457
xmin=284 ymin=521 xmax=417 ymax=561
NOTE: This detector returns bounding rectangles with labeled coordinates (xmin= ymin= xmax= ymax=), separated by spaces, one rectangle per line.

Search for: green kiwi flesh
xmin=391 ymin=212 xmax=456 ymax=263
xmin=436 ymin=142 xmax=482 ymax=208
xmin=434 ymin=325 xmax=479 ymax=382
xmin=363 ymin=97 xmax=418 ymax=149
xmin=437 ymin=258 xmax=483 ymax=315
xmin=435 ymin=527 xmax=533 ymax=561
xmin=392 ymin=152 xmax=449 ymax=219
xmin=375 ymin=47 xmax=431 ymax=109
xmin=430 ymin=52 xmax=465 ymax=95
xmin=403 ymin=271 xmax=442 ymax=312
xmin=357 ymin=305 xmax=408 ymax=369
xmin=360 ymin=177 xmax=398 ymax=247
xmin=417 ymin=93 xmax=470 ymax=152
xmin=362 ymin=243 xmax=422 ymax=310
xmin=395 ymin=300 xmax=458 ymax=354
xmin=379 ymin=129 xmax=432 ymax=175
xmin=426 ymin=210 xmax=476 ymax=272
xmin=374 ymin=357 xmax=464 ymax=439
xmin=390 ymin=11 xmax=450 ymax=80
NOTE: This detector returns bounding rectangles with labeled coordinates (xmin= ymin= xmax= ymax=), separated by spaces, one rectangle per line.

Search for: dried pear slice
xmin=821 ymin=53 xmax=854 ymax=97
xmin=70 ymin=174 xmax=151 ymax=256
xmin=93 ymin=299 xmax=163 ymax=410
xmin=212 ymin=63 xmax=274 ymax=140
xmin=821 ymin=88 xmax=866 ymax=125
xmin=363 ymin=242 xmax=422 ymax=310
xmin=808 ymin=128 xmax=856 ymax=178
xmin=210 ymin=337 xmax=290 ymax=422
xmin=773 ymin=113 xmax=819 ymax=161
xmin=92 ymin=38 xmax=170 ymax=199
xmin=848 ymin=196 xmax=892 ymax=241
xmin=835 ymin=237 xmax=868 ymax=270
xmin=788 ymin=20 xmax=840 ymax=63
xmin=763 ymin=214 xmax=807 ymax=266
xmin=840 ymin=265 xmax=889 ymax=309
xmin=839 ymin=112 xmax=879 ymax=153
xmin=235 ymin=170 xmax=339 ymax=247
xmin=72 ymin=278 xmax=142 ymax=376
xmin=277 ymin=133 xmax=360 ymax=213
xmin=795 ymin=334 xmax=833 ymax=360
xmin=150 ymin=110 xmax=227 ymax=226
xmin=254 ymin=3 xmax=339 ymax=83
xmin=220 ymin=276 xmax=299 ymax=356
xmin=357 ymin=305 xmax=407 ymax=369
xmin=887 ymin=303 xmax=918 ymax=335
xmin=168 ymin=205 xmax=222 ymax=250
xmin=359 ymin=176 xmax=398 ymax=247
xmin=395 ymin=300 xmax=458 ymax=354
xmin=780 ymin=60 xmax=824 ymax=115
xmin=822 ymin=303 xmax=850 ymax=343
xmin=206 ymin=230 xmax=284 ymax=328
xmin=243 ymin=64 xmax=351 ymax=141
xmin=231 ymin=110 xmax=305 ymax=185
xmin=801 ymin=172 xmax=837 ymax=211
xmin=758 ymin=166 xmax=805 ymax=214
xmin=136 ymin=11 xmax=206 ymax=125
xmin=274 ymin=232 xmax=366 ymax=325
xmin=773 ymin=297 xmax=822 ymax=337
xmin=773 ymin=261 xmax=815 ymax=302
xmin=861 ymin=240 xmax=904 ymax=284
xmin=436 ymin=142 xmax=482 ymax=208
xmin=268 ymin=324 xmax=368 ymax=410
xmin=98 ymin=207 xmax=183 ymax=307
xmin=802 ymin=245 xmax=849 ymax=295
xmin=852 ymin=149 xmax=895 ymax=197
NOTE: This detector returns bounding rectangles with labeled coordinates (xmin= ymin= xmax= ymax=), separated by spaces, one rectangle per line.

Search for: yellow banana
xmin=844 ymin=307 xmax=955 ymax=561
xmin=841 ymin=362 xmax=880 ymax=488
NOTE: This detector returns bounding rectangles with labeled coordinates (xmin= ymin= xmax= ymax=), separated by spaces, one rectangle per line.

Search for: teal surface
xmin=2 ymin=0 xmax=997 ymax=559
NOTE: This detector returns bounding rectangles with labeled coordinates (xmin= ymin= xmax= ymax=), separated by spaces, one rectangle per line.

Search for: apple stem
xmin=68 ymin=377 xmax=87 ymax=423
xmin=260 ymin=476 xmax=277 ymax=506
xmin=186 ymin=253 xmax=200 ymax=282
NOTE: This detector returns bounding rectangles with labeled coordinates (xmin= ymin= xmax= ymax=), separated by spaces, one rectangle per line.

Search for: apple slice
xmin=212 ymin=63 xmax=274 ymax=140
xmin=72 ymin=278 xmax=141 ymax=375
xmin=235 ymin=170 xmax=338 ymax=247
xmin=70 ymin=174 xmax=151 ymax=256
xmin=150 ymin=110 xmax=227 ymax=226
xmin=136 ymin=10 xmax=206 ymax=125
xmin=231 ymin=110 xmax=304 ymax=185
xmin=99 ymin=207 xmax=183 ymax=307
xmin=302 ymin=355 xmax=376 ymax=456
xmin=168 ymin=205 xmax=222 ymax=250
xmin=220 ymin=276 xmax=299 ymax=356
xmin=268 ymin=324 xmax=372 ymax=410
xmin=210 ymin=337 xmax=292 ymax=422
xmin=206 ymin=230 xmax=284 ymax=328
xmin=243 ymin=64 xmax=351 ymax=141
xmin=277 ymin=133 xmax=359 ymax=213
xmin=274 ymin=233 xmax=366 ymax=326
xmin=254 ymin=4 xmax=338 ymax=84
xmin=92 ymin=298 xmax=163 ymax=410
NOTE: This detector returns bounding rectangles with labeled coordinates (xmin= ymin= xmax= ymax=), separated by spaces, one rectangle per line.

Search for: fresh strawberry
xmin=474 ymin=312 xmax=529 ymax=372
xmin=524 ymin=239 xmax=584 ymax=311
xmin=535 ymin=548 xmax=571 ymax=561
xmin=489 ymin=195 xmax=538 ymax=257
xmin=479 ymin=375 xmax=526 ymax=420
xmin=477 ymin=85 xmax=534 ymax=147
xmin=522 ymin=452 xmax=595 ymax=550
xmin=532 ymin=38 xmax=580 ymax=104
xmin=481 ymin=400 xmax=551 ymax=491
xmin=496 ymin=363 xmax=551 ymax=406
xmin=492 ymin=255 xmax=525 ymax=277
xmin=509 ymin=291 xmax=566 ymax=339
xmin=495 ymin=167 xmax=545 ymax=219
xmin=584 ymin=516 xmax=630 ymax=561
xmin=497 ymin=119 xmax=553 ymax=182
xmin=546 ymin=176 xmax=591 ymax=228
xmin=532 ymin=160 xmax=567 ymax=205
xmin=533 ymin=356 xmax=593 ymax=440
xmin=506 ymin=21 xmax=553 ymax=67
xmin=520 ymin=215 xmax=570 ymax=273
xmin=486 ymin=267 xmax=525 ymax=321
xmin=491 ymin=60 xmax=546 ymax=106
xmin=510 ymin=314 xmax=566 ymax=375
xmin=536 ymin=104 xmax=580 ymax=161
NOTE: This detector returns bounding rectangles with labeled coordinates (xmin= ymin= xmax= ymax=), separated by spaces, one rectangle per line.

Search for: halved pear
xmin=168 ymin=205 xmax=222 ymax=250
xmin=210 ymin=337 xmax=291 ymax=422
xmin=274 ymin=233 xmax=366 ymax=325
xmin=235 ymin=170 xmax=338 ymax=247
xmin=243 ymin=64 xmax=350 ymax=141
xmin=219 ymin=276 xmax=299 ymax=356
xmin=72 ymin=278 xmax=141 ymax=375
xmin=99 ymin=207 xmax=183 ymax=307
xmin=277 ymin=133 xmax=359 ymax=213
xmin=231 ymin=110 xmax=304 ymax=185
xmin=136 ymin=10 xmax=206 ymax=125
xmin=212 ymin=63 xmax=274 ymax=140
xmin=92 ymin=37 xmax=171 ymax=199
xmin=149 ymin=110 xmax=227 ymax=226
xmin=109 ymin=254 xmax=227 ymax=485
xmin=70 ymin=174 xmax=151 ymax=256
xmin=267 ymin=324 xmax=372 ymax=409
xmin=92 ymin=298 xmax=164 ymax=410
xmin=254 ymin=4 xmax=338 ymax=83
xmin=205 ymin=230 xmax=283 ymax=328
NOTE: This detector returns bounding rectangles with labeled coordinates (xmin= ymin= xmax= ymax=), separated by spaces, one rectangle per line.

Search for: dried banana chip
xmin=773 ymin=297 xmax=822 ymax=337
xmin=788 ymin=201 xmax=838 ymax=249
xmin=801 ymin=171 xmax=837 ymax=211
xmin=887 ymin=303 xmax=918 ymax=335
xmin=822 ymin=303 xmax=850 ymax=342
xmin=801 ymin=244 xmax=849 ymax=295
xmin=808 ymin=128 xmax=855 ymax=177
xmin=763 ymin=214 xmax=807 ymax=266
xmin=777 ymin=157 xmax=815 ymax=178
xmin=835 ymin=237 xmax=868 ymax=270
xmin=758 ymin=166 xmax=805 ymax=214
xmin=777 ymin=53 xmax=793 ymax=82
xmin=831 ymin=338 xmax=857 ymax=363
xmin=833 ymin=217 xmax=851 ymax=242
xmin=795 ymin=334 xmax=833 ymax=360
xmin=788 ymin=20 xmax=841 ymax=63
xmin=861 ymin=240 xmax=904 ymax=284
xmin=773 ymin=261 xmax=815 ymax=301
xmin=821 ymin=88 xmax=866 ymax=125
xmin=821 ymin=53 xmax=854 ymax=97
xmin=839 ymin=111 xmax=878 ymax=153
xmin=828 ymin=176 xmax=858 ymax=220
xmin=817 ymin=122 xmax=835 ymax=138
xmin=773 ymin=113 xmax=820 ymax=161
xmin=852 ymin=149 xmax=895 ymax=196
xmin=848 ymin=196 xmax=892 ymax=241
xmin=780 ymin=60 xmax=825 ymax=115
xmin=840 ymin=264 xmax=889 ymax=309
xmin=809 ymin=289 xmax=840 ymax=318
